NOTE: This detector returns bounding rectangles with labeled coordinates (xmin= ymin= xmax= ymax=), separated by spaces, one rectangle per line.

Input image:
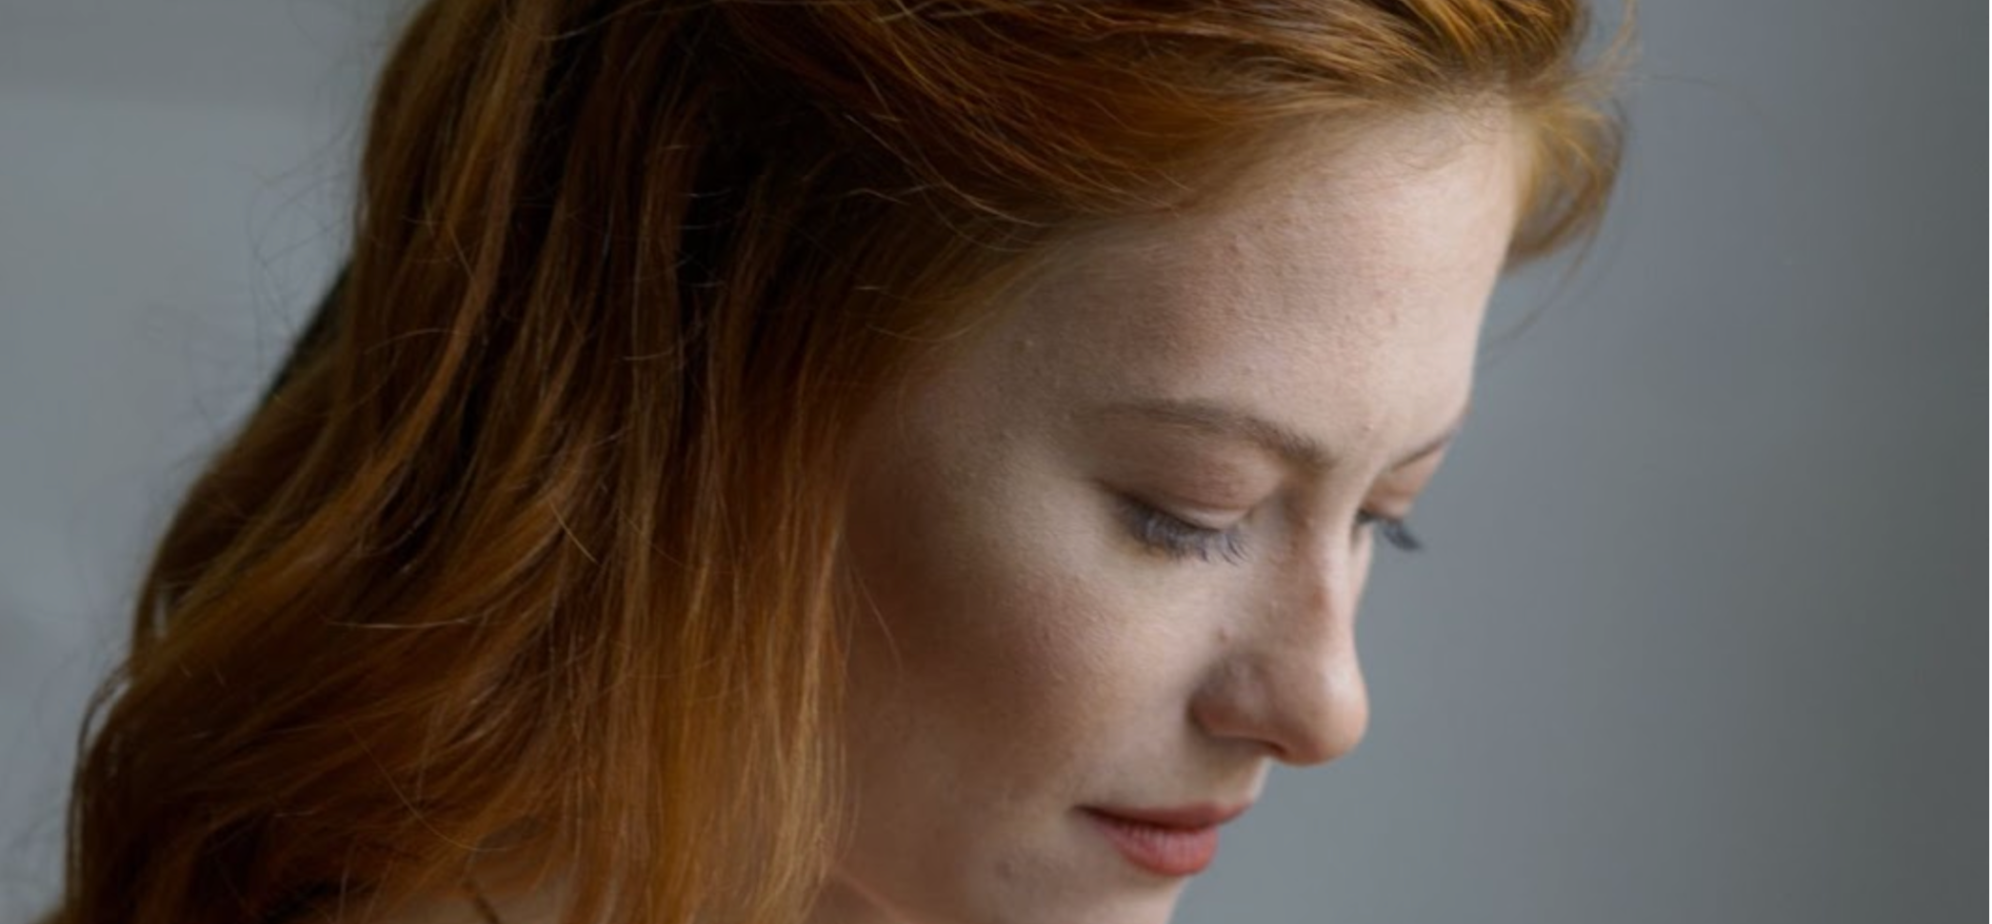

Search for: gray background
xmin=0 ymin=1 xmax=1982 ymax=922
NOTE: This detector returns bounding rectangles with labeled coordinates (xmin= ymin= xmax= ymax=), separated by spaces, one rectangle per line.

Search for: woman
xmin=49 ymin=2 xmax=1624 ymax=923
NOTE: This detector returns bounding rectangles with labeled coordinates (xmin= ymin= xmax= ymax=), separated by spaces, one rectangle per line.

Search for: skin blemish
xmin=826 ymin=110 xmax=1524 ymax=924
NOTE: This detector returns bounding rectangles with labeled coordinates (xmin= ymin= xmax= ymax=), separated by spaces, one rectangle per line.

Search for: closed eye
xmin=1114 ymin=496 xmax=1248 ymax=565
xmin=1356 ymin=509 xmax=1422 ymax=553
xmin=1115 ymin=495 xmax=1423 ymax=563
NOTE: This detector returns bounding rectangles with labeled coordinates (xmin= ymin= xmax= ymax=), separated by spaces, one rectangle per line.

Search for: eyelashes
xmin=1116 ymin=496 xmax=1250 ymax=564
xmin=1115 ymin=496 xmax=1422 ymax=565
xmin=1356 ymin=508 xmax=1424 ymax=553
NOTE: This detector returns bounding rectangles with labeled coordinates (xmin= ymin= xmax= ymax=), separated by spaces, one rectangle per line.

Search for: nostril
xmin=1188 ymin=650 xmax=1367 ymax=767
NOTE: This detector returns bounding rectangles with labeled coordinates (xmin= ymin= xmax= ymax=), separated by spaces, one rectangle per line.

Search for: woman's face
xmin=822 ymin=112 xmax=1525 ymax=924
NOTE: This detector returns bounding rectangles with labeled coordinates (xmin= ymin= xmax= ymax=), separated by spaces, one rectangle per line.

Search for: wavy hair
xmin=51 ymin=2 xmax=1625 ymax=922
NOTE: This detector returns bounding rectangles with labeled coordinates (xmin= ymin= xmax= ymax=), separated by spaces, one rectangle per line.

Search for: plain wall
xmin=1 ymin=1 xmax=1983 ymax=921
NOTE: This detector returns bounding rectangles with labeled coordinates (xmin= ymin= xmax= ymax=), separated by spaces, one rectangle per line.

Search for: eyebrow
xmin=1087 ymin=396 xmax=1470 ymax=474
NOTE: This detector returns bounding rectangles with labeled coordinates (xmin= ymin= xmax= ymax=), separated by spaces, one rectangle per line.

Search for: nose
xmin=1188 ymin=556 xmax=1370 ymax=767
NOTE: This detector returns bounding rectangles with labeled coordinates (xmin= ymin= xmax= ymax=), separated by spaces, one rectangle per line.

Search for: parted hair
xmin=51 ymin=2 xmax=1624 ymax=922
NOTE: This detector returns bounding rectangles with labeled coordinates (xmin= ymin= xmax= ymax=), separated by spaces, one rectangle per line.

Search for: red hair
xmin=51 ymin=2 xmax=1625 ymax=922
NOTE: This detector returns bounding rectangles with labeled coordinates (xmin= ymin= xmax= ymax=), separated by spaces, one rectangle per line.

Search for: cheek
xmin=840 ymin=437 xmax=1171 ymax=786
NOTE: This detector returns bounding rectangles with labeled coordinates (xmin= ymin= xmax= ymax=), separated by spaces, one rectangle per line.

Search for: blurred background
xmin=0 ymin=1 xmax=1982 ymax=922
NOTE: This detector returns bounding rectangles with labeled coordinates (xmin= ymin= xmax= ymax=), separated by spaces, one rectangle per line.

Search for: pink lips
xmin=1082 ymin=803 xmax=1250 ymax=877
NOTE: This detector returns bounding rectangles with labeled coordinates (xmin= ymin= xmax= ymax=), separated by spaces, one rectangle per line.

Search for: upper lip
xmin=1084 ymin=802 xmax=1253 ymax=829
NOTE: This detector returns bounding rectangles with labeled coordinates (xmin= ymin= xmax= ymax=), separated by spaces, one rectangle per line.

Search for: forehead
xmin=966 ymin=111 xmax=1525 ymax=446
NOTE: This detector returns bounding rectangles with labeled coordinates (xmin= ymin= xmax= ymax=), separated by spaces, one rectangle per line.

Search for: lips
xmin=1081 ymin=803 xmax=1250 ymax=877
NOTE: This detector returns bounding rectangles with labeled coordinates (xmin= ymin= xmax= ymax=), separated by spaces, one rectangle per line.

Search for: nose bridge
xmin=1191 ymin=538 xmax=1370 ymax=767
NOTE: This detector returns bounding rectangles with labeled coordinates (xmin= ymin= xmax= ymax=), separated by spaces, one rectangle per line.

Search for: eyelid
xmin=1357 ymin=508 xmax=1423 ymax=553
xmin=1142 ymin=494 xmax=1249 ymax=529
xmin=1113 ymin=494 xmax=1249 ymax=565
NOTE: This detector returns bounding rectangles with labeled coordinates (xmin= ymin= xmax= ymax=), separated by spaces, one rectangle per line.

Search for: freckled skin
xmin=818 ymin=112 xmax=1526 ymax=924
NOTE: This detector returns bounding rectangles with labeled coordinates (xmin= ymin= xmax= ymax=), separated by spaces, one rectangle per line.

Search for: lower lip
xmin=1082 ymin=808 xmax=1221 ymax=877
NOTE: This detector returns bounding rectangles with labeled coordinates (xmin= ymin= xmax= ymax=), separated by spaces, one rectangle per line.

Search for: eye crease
xmin=1115 ymin=496 xmax=1423 ymax=565
xmin=1115 ymin=496 xmax=1249 ymax=564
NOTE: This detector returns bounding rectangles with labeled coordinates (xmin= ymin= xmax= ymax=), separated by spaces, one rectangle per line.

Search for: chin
xmin=933 ymin=891 xmax=1183 ymax=924
xmin=966 ymin=865 xmax=1193 ymax=924
xmin=1084 ymin=891 xmax=1189 ymax=924
xmin=821 ymin=859 xmax=1192 ymax=924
